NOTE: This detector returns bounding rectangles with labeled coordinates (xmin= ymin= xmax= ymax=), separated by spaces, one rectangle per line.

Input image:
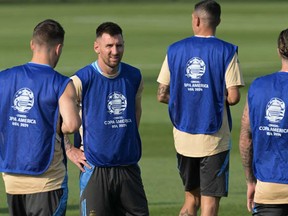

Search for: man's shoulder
xmin=169 ymin=36 xmax=193 ymax=47
xmin=76 ymin=64 xmax=93 ymax=74
xmin=255 ymin=73 xmax=277 ymax=81
xmin=120 ymin=62 xmax=140 ymax=72
xmin=0 ymin=64 xmax=25 ymax=74
xmin=250 ymin=73 xmax=277 ymax=89
xmin=73 ymin=64 xmax=96 ymax=79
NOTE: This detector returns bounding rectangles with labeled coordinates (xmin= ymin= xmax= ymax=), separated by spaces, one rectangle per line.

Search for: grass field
xmin=0 ymin=2 xmax=288 ymax=215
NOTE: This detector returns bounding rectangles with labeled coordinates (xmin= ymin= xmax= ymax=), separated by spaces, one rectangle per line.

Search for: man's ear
xmin=277 ymin=48 xmax=281 ymax=58
xmin=30 ymin=40 xmax=34 ymax=51
xmin=195 ymin=15 xmax=201 ymax=27
xmin=94 ymin=41 xmax=100 ymax=54
xmin=55 ymin=44 xmax=63 ymax=56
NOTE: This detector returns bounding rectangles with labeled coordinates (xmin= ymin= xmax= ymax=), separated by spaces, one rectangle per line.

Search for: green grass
xmin=1 ymin=2 xmax=288 ymax=215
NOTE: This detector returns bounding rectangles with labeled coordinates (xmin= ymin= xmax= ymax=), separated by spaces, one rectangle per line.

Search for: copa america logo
xmin=107 ymin=92 xmax=127 ymax=115
xmin=12 ymin=87 xmax=34 ymax=113
xmin=265 ymin=97 xmax=285 ymax=123
xmin=186 ymin=57 xmax=206 ymax=79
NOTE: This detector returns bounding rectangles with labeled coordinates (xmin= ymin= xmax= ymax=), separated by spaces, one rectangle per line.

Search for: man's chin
xmin=109 ymin=61 xmax=120 ymax=68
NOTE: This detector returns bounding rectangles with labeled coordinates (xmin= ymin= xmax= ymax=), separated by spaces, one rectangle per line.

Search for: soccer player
xmin=65 ymin=22 xmax=149 ymax=216
xmin=239 ymin=28 xmax=288 ymax=215
xmin=0 ymin=19 xmax=81 ymax=216
xmin=157 ymin=0 xmax=244 ymax=215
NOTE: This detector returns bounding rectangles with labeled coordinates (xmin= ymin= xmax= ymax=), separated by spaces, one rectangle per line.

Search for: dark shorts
xmin=80 ymin=163 xmax=149 ymax=216
xmin=177 ymin=150 xmax=230 ymax=197
xmin=7 ymin=188 xmax=67 ymax=216
xmin=252 ymin=203 xmax=288 ymax=216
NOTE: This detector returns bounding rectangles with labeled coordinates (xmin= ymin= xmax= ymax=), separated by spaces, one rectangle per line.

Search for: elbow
xmin=226 ymin=86 xmax=241 ymax=106
xmin=227 ymin=98 xmax=240 ymax=106
xmin=71 ymin=122 xmax=81 ymax=133
xmin=62 ymin=119 xmax=81 ymax=134
xmin=157 ymin=95 xmax=169 ymax=104
xmin=227 ymin=95 xmax=241 ymax=106
xmin=157 ymin=95 xmax=163 ymax=103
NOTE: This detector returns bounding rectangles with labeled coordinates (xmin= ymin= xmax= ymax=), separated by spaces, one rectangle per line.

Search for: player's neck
xmin=96 ymin=60 xmax=120 ymax=77
xmin=281 ymin=59 xmax=288 ymax=72
xmin=30 ymin=55 xmax=55 ymax=68
xmin=193 ymin=28 xmax=216 ymax=37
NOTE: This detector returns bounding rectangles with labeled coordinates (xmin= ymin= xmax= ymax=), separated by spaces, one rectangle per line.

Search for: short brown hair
xmin=278 ymin=29 xmax=288 ymax=59
xmin=32 ymin=19 xmax=65 ymax=47
xmin=96 ymin=22 xmax=122 ymax=38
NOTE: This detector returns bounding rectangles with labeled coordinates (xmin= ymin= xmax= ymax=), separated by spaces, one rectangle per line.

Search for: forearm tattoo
xmin=239 ymin=102 xmax=256 ymax=183
xmin=64 ymin=134 xmax=72 ymax=152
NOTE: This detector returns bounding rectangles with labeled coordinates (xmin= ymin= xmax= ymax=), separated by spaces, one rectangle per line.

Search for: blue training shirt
xmin=248 ymin=72 xmax=288 ymax=184
xmin=168 ymin=36 xmax=237 ymax=134
xmin=0 ymin=62 xmax=69 ymax=175
xmin=75 ymin=62 xmax=142 ymax=167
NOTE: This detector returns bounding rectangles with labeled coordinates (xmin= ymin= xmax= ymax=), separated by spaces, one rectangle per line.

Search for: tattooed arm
xmin=239 ymin=99 xmax=256 ymax=183
xmin=157 ymin=83 xmax=170 ymax=104
xmin=239 ymin=99 xmax=256 ymax=212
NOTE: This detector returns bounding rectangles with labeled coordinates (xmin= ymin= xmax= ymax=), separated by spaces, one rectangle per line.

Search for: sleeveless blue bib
xmin=248 ymin=72 xmax=288 ymax=183
xmin=168 ymin=36 xmax=237 ymax=134
xmin=75 ymin=62 xmax=142 ymax=167
xmin=0 ymin=63 xmax=69 ymax=175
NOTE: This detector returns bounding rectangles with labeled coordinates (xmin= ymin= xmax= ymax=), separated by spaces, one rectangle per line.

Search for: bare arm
xmin=59 ymin=81 xmax=81 ymax=134
xmin=64 ymin=134 xmax=90 ymax=172
xmin=239 ymin=99 xmax=256 ymax=212
xmin=157 ymin=83 xmax=170 ymax=104
xmin=227 ymin=86 xmax=241 ymax=106
xmin=239 ymin=100 xmax=255 ymax=182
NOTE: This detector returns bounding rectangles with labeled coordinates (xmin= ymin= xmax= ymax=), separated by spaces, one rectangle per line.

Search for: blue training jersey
xmin=75 ymin=62 xmax=142 ymax=167
xmin=248 ymin=72 xmax=288 ymax=184
xmin=0 ymin=62 xmax=70 ymax=175
xmin=167 ymin=36 xmax=237 ymax=134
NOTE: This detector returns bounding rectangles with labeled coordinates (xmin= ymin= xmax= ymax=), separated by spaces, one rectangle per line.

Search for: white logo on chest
xmin=12 ymin=88 xmax=34 ymax=113
xmin=107 ymin=92 xmax=127 ymax=115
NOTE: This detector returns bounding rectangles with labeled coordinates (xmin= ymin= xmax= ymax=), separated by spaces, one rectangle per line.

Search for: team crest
xmin=12 ymin=88 xmax=34 ymax=113
xmin=186 ymin=57 xmax=206 ymax=79
xmin=107 ymin=92 xmax=127 ymax=115
xmin=265 ymin=97 xmax=285 ymax=123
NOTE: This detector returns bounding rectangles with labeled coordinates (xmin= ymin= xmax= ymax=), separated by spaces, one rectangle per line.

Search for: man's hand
xmin=66 ymin=146 xmax=91 ymax=172
xmin=246 ymin=182 xmax=256 ymax=212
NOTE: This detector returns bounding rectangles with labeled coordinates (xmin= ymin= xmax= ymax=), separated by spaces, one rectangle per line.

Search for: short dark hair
xmin=278 ymin=28 xmax=288 ymax=59
xmin=32 ymin=19 xmax=65 ymax=46
xmin=96 ymin=22 xmax=123 ymax=38
xmin=194 ymin=0 xmax=221 ymax=27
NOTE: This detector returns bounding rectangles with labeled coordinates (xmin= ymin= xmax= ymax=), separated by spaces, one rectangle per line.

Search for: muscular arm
xmin=225 ymin=52 xmax=244 ymax=106
xmin=239 ymin=100 xmax=255 ymax=182
xmin=157 ymin=83 xmax=170 ymax=104
xmin=226 ymin=86 xmax=241 ymax=106
xmin=59 ymin=81 xmax=81 ymax=134
xmin=239 ymin=100 xmax=256 ymax=212
xmin=63 ymin=76 xmax=90 ymax=171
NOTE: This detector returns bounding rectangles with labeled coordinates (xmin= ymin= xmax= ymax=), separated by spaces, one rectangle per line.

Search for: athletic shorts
xmin=80 ymin=162 xmax=149 ymax=216
xmin=252 ymin=203 xmax=288 ymax=216
xmin=6 ymin=188 xmax=67 ymax=216
xmin=177 ymin=150 xmax=230 ymax=197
